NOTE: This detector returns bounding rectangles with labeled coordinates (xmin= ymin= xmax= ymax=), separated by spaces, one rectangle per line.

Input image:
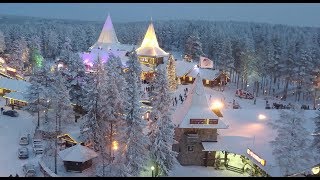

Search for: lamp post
xmin=112 ymin=141 xmax=118 ymax=163
xmin=151 ymin=166 xmax=155 ymax=177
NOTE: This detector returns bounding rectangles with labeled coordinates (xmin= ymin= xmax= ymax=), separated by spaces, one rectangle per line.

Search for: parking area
xmin=0 ymin=98 xmax=41 ymax=177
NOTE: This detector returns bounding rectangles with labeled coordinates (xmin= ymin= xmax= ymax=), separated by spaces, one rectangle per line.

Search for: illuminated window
xmin=10 ymin=99 xmax=14 ymax=105
xmin=187 ymin=145 xmax=194 ymax=152
xmin=206 ymin=79 xmax=210 ymax=84
xmin=189 ymin=77 xmax=193 ymax=81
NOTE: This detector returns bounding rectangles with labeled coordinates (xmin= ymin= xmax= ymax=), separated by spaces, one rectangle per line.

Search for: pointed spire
xmin=96 ymin=13 xmax=119 ymax=44
xmin=136 ymin=21 xmax=168 ymax=57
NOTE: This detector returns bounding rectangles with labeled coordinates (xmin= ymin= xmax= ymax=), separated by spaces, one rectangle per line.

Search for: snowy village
xmin=0 ymin=3 xmax=320 ymax=177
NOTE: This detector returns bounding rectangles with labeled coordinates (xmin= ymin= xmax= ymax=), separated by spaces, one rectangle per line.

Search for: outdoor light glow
xmin=312 ymin=166 xmax=320 ymax=174
xmin=258 ymin=114 xmax=266 ymax=120
xmin=247 ymin=84 xmax=249 ymax=87
xmin=151 ymin=166 xmax=155 ymax=170
xmin=112 ymin=141 xmax=118 ymax=150
xmin=211 ymin=100 xmax=224 ymax=110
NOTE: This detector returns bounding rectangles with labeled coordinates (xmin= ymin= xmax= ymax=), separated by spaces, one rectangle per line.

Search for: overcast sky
xmin=0 ymin=3 xmax=320 ymax=27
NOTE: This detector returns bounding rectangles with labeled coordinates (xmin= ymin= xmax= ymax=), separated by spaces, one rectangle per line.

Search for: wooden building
xmin=172 ymin=73 xmax=228 ymax=167
xmin=181 ymin=67 xmax=230 ymax=88
xmin=136 ymin=21 xmax=169 ymax=68
xmin=0 ymin=77 xmax=30 ymax=108
xmin=58 ymin=144 xmax=98 ymax=173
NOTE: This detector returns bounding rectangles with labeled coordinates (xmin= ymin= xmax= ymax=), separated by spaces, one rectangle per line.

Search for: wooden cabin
xmin=58 ymin=144 xmax=98 ymax=173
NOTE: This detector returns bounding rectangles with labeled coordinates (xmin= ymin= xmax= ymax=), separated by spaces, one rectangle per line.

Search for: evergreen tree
xmin=124 ymin=51 xmax=150 ymax=176
xmin=184 ymin=31 xmax=204 ymax=62
xmin=167 ymin=54 xmax=177 ymax=91
xmin=269 ymin=109 xmax=316 ymax=176
xmin=147 ymin=65 xmax=178 ymax=176
xmin=50 ymin=69 xmax=74 ymax=132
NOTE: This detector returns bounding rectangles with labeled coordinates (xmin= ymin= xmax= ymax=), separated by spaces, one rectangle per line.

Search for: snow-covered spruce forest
xmin=0 ymin=16 xmax=320 ymax=102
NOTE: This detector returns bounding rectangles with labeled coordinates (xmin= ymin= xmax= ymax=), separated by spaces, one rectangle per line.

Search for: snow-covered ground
xmin=0 ymin=97 xmax=40 ymax=177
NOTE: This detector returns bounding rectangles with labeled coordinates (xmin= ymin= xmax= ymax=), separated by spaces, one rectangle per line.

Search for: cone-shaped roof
xmin=97 ymin=14 xmax=119 ymax=44
xmin=136 ymin=22 xmax=168 ymax=57
xmin=172 ymin=73 xmax=228 ymax=129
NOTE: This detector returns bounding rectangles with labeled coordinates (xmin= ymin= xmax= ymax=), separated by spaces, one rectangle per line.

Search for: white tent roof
xmin=136 ymin=23 xmax=169 ymax=57
xmin=187 ymin=67 xmax=221 ymax=80
xmin=93 ymin=14 xmax=119 ymax=47
xmin=175 ymin=60 xmax=197 ymax=77
xmin=0 ymin=77 xmax=30 ymax=92
xmin=58 ymin=144 xmax=98 ymax=162
xmin=3 ymin=91 xmax=28 ymax=102
xmin=172 ymin=73 xmax=228 ymax=129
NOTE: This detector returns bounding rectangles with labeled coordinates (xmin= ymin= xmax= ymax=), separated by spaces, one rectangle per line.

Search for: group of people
xmin=172 ymin=88 xmax=189 ymax=106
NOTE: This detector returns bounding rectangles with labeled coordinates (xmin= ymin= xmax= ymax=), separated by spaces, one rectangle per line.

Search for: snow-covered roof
xmin=219 ymin=109 xmax=318 ymax=177
xmin=3 ymin=91 xmax=28 ymax=102
xmin=172 ymin=73 xmax=228 ymax=129
xmin=0 ymin=77 xmax=30 ymax=92
xmin=187 ymin=67 xmax=221 ymax=80
xmin=58 ymin=144 xmax=98 ymax=162
xmin=202 ymin=136 xmax=253 ymax=155
xmin=175 ymin=60 xmax=197 ymax=77
xmin=136 ymin=23 xmax=169 ymax=57
xmin=81 ymin=48 xmax=130 ymax=67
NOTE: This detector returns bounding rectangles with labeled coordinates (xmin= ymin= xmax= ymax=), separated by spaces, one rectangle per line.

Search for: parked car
xmin=18 ymin=147 xmax=29 ymax=159
xmin=33 ymin=139 xmax=44 ymax=154
xmin=22 ymin=164 xmax=36 ymax=177
xmin=19 ymin=135 xmax=29 ymax=145
xmin=3 ymin=110 xmax=19 ymax=117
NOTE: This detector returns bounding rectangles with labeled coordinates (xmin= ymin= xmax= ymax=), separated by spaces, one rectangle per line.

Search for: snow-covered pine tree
xmin=50 ymin=68 xmax=74 ymax=132
xmin=9 ymin=36 xmax=28 ymax=71
xmin=147 ymin=64 xmax=178 ymax=176
xmin=64 ymin=52 xmax=87 ymax=113
xmin=124 ymin=51 xmax=150 ymax=176
xmin=58 ymin=36 xmax=73 ymax=62
xmin=167 ymin=54 xmax=177 ymax=91
xmin=269 ymin=109 xmax=316 ymax=176
xmin=23 ymin=67 xmax=47 ymax=128
xmin=184 ymin=31 xmax=204 ymax=62
xmin=99 ymin=54 xmax=128 ymax=177
xmin=0 ymin=30 xmax=6 ymax=54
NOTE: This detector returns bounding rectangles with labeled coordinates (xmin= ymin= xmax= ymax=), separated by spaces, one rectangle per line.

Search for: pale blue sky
xmin=0 ymin=3 xmax=320 ymax=27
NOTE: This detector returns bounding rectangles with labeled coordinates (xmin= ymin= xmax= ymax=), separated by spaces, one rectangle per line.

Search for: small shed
xmin=58 ymin=144 xmax=98 ymax=173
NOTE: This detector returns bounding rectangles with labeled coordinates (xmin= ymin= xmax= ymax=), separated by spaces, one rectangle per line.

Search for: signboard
xmin=190 ymin=119 xmax=218 ymax=124
xmin=247 ymin=148 xmax=266 ymax=166
xmin=199 ymin=56 xmax=213 ymax=69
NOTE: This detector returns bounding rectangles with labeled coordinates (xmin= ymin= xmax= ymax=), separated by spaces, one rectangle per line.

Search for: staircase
xmin=226 ymin=165 xmax=244 ymax=174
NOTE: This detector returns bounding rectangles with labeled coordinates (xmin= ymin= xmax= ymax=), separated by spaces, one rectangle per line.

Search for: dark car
xmin=3 ymin=110 xmax=19 ymax=117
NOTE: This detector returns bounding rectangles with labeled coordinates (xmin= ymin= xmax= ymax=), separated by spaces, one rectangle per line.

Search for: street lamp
xmin=211 ymin=100 xmax=224 ymax=110
xmin=151 ymin=166 xmax=155 ymax=177
xmin=258 ymin=114 xmax=266 ymax=120
xmin=111 ymin=141 xmax=118 ymax=162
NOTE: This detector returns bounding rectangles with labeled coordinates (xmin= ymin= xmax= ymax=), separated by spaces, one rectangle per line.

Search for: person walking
xmin=175 ymin=97 xmax=177 ymax=105
xmin=1 ymin=107 xmax=3 ymax=115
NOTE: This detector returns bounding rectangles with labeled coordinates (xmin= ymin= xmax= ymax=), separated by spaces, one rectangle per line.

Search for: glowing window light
xmin=6 ymin=67 xmax=16 ymax=72
xmin=258 ymin=114 xmax=266 ymax=120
